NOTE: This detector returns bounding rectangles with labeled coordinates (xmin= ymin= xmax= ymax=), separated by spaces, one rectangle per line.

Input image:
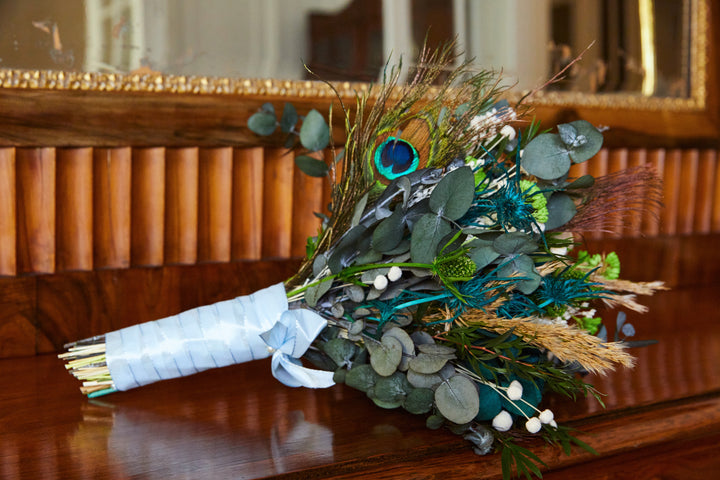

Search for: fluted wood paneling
xmin=261 ymin=148 xmax=294 ymax=258
xmin=198 ymin=148 xmax=233 ymax=263
xmin=16 ymin=148 xmax=56 ymax=274
xmin=232 ymin=148 xmax=264 ymax=260
xmin=56 ymin=148 xmax=93 ymax=271
xmin=93 ymin=148 xmax=132 ymax=269
xmin=165 ymin=148 xmax=199 ymax=264
xmin=131 ymin=148 xmax=166 ymax=266
xmin=0 ymin=149 xmax=16 ymax=275
xmin=0 ymin=146 xmax=718 ymax=280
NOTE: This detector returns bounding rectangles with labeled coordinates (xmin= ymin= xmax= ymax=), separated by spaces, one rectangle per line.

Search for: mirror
xmin=0 ymin=0 xmax=707 ymax=110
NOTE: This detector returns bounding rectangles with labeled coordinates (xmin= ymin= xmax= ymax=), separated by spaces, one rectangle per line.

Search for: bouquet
xmin=61 ymin=45 xmax=664 ymax=479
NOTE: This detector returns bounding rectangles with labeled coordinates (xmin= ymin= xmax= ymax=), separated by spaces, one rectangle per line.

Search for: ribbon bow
xmin=260 ymin=308 xmax=336 ymax=388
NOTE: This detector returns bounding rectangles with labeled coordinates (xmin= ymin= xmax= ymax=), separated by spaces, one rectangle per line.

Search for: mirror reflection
xmin=0 ymin=0 xmax=695 ymax=98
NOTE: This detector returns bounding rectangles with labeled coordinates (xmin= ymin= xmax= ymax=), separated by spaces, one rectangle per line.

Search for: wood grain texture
xmin=56 ymin=148 xmax=93 ymax=271
xmin=0 ymin=250 xmax=718 ymax=478
xmin=0 ymin=148 xmax=16 ymax=275
xmin=198 ymin=147 xmax=233 ymax=262
xmin=164 ymin=147 xmax=199 ymax=264
xmin=693 ymin=150 xmax=717 ymax=233
xmin=0 ymin=276 xmax=36 ymax=357
xmin=131 ymin=147 xmax=165 ymax=266
xmin=93 ymin=148 xmax=132 ymax=269
xmin=16 ymin=147 xmax=56 ymax=274
xmin=262 ymin=148 xmax=294 ymax=258
xmin=232 ymin=147 xmax=264 ymax=260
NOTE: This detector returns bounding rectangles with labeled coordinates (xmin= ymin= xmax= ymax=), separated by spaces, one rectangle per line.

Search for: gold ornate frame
xmin=0 ymin=0 xmax=714 ymax=148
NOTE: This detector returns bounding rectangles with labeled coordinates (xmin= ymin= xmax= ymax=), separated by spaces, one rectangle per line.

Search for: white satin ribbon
xmin=261 ymin=309 xmax=336 ymax=388
xmin=105 ymin=283 xmax=334 ymax=391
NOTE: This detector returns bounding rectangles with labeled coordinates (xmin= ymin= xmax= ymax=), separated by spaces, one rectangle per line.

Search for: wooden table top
xmin=1 ymin=235 xmax=719 ymax=479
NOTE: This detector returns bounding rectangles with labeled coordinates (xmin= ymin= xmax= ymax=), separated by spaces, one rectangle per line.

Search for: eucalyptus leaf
xmin=295 ymin=155 xmax=329 ymax=177
xmin=417 ymin=343 xmax=456 ymax=357
xmin=322 ymin=338 xmax=357 ymax=367
xmin=260 ymin=102 xmax=275 ymax=114
xmin=557 ymin=123 xmax=578 ymax=146
xmin=345 ymin=364 xmax=378 ymax=393
xmin=545 ymin=192 xmax=577 ymax=230
xmin=566 ymin=174 xmax=595 ymax=189
xmin=373 ymin=371 xmax=413 ymax=403
xmin=435 ymin=375 xmax=480 ymax=424
xmin=382 ymin=327 xmax=415 ymax=371
xmin=304 ymin=279 xmax=332 ymax=307
xmin=279 ymin=102 xmax=298 ymax=133
xmin=247 ymin=112 xmax=277 ymax=136
xmin=408 ymin=353 xmax=450 ymax=374
xmin=429 ymin=166 xmax=475 ymax=220
xmin=367 ymin=336 xmax=403 ymax=376
xmin=372 ymin=208 xmax=406 ymax=253
xmin=327 ymin=225 xmax=368 ymax=273
xmin=407 ymin=369 xmax=443 ymax=389
xmin=312 ymin=253 xmax=327 ymax=277
xmin=299 ymin=109 xmax=330 ymax=151
xmin=469 ymin=245 xmax=501 ymax=270
xmin=345 ymin=285 xmax=365 ymax=303
xmin=566 ymin=120 xmax=603 ymax=163
xmin=410 ymin=213 xmax=452 ymax=264
xmin=351 ymin=192 xmax=369 ymax=227
xmin=403 ymin=388 xmax=434 ymax=415
xmin=493 ymin=232 xmax=538 ymax=255
xmin=521 ymin=133 xmax=571 ymax=180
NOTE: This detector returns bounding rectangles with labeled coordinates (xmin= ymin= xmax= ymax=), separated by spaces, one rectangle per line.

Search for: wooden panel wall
xmin=0 ymin=146 xmax=332 ymax=277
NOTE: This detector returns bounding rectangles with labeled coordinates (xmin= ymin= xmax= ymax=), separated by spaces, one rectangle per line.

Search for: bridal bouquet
xmin=61 ymin=45 xmax=663 ymax=479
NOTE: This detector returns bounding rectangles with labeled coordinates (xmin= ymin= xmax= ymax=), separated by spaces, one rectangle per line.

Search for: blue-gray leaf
xmin=295 ymin=155 xmax=329 ymax=177
xmin=410 ymin=213 xmax=452 ymax=264
xmin=299 ymin=109 xmax=330 ymax=152
xmin=429 ymin=166 xmax=475 ymax=220
xmin=566 ymin=120 xmax=603 ymax=163
xmin=545 ymin=193 xmax=577 ymax=230
xmin=248 ymin=112 xmax=277 ymax=136
xmin=280 ymin=102 xmax=298 ymax=133
xmin=521 ymin=133 xmax=572 ymax=180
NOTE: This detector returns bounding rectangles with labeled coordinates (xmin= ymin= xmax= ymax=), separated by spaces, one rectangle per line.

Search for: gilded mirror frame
xmin=0 ymin=0 xmax=714 ymax=148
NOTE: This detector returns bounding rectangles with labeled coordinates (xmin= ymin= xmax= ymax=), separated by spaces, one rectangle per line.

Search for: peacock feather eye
xmin=374 ymin=137 xmax=420 ymax=180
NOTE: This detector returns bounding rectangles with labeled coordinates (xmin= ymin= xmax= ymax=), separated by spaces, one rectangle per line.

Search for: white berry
xmin=492 ymin=410 xmax=513 ymax=432
xmin=506 ymin=380 xmax=523 ymax=400
xmin=373 ymin=274 xmax=388 ymax=291
xmin=525 ymin=417 xmax=542 ymax=434
xmin=539 ymin=409 xmax=555 ymax=424
xmin=387 ymin=266 xmax=402 ymax=282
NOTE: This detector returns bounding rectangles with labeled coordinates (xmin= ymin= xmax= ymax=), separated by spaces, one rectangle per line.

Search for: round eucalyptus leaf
xmin=521 ymin=133 xmax=571 ymax=180
xmin=435 ymin=375 xmax=480 ymax=424
xmin=492 ymin=232 xmax=538 ymax=255
xmin=322 ymin=338 xmax=357 ymax=368
xmin=279 ymin=102 xmax=298 ymax=133
xmin=372 ymin=208 xmax=405 ymax=253
xmin=557 ymin=123 xmax=579 ymax=146
xmin=407 ymin=369 xmax=443 ymax=389
xmin=346 ymin=285 xmax=365 ymax=303
xmin=469 ymin=245 xmax=500 ymax=271
xmin=247 ymin=112 xmax=277 ymax=136
xmin=373 ymin=371 xmax=413 ymax=403
xmin=566 ymin=120 xmax=603 ymax=164
xmin=429 ymin=166 xmax=475 ymax=220
xmin=367 ymin=335 xmax=403 ymax=376
xmin=410 ymin=213 xmax=452 ymax=264
xmin=408 ymin=353 xmax=450 ymax=374
xmin=348 ymin=319 xmax=365 ymax=335
xmin=403 ymin=388 xmax=434 ymax=415
xmin=383 ymin=327 xmax=415 ymax=371
xmin=545 ymin=192 xmax=577 ymax=230
xmin=345 ymin=364 xmax=378 ymax=393
xmin=370 ymin=394 xmax=404 ymax=409
xmin=299 ymin=109 xmax=330 ymax=151
xmin=304 ymin=278 xmax=332 ymax=308
xmin=295 ymin=155 xmax=329 ymax=177
xmin=410 ymin=331 xmax=435 ymax=346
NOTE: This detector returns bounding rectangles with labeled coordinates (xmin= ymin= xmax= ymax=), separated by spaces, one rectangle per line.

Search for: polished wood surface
xmin=1 ymin=235 xmax=719 ymax=479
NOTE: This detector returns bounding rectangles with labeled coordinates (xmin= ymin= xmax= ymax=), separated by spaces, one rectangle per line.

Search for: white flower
xmin=492 ymin=410 xmax=513 ymax=432
xmin=549 ymin=419 xmax=558 ymax=429
xmin=506 ymin=380 xmax=523 ymax=400
xmin=373 ymin=275 xmax=388 ymax=291
xmin=525 ymin=417 xmax=542 ymax=434
xmin=500 ymin=124 xmax=516 ymax=141
xmin=387 ymin=266 xmax=402 ymax=282
xmin=539 ymin=409 xmax=555 ymax=424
